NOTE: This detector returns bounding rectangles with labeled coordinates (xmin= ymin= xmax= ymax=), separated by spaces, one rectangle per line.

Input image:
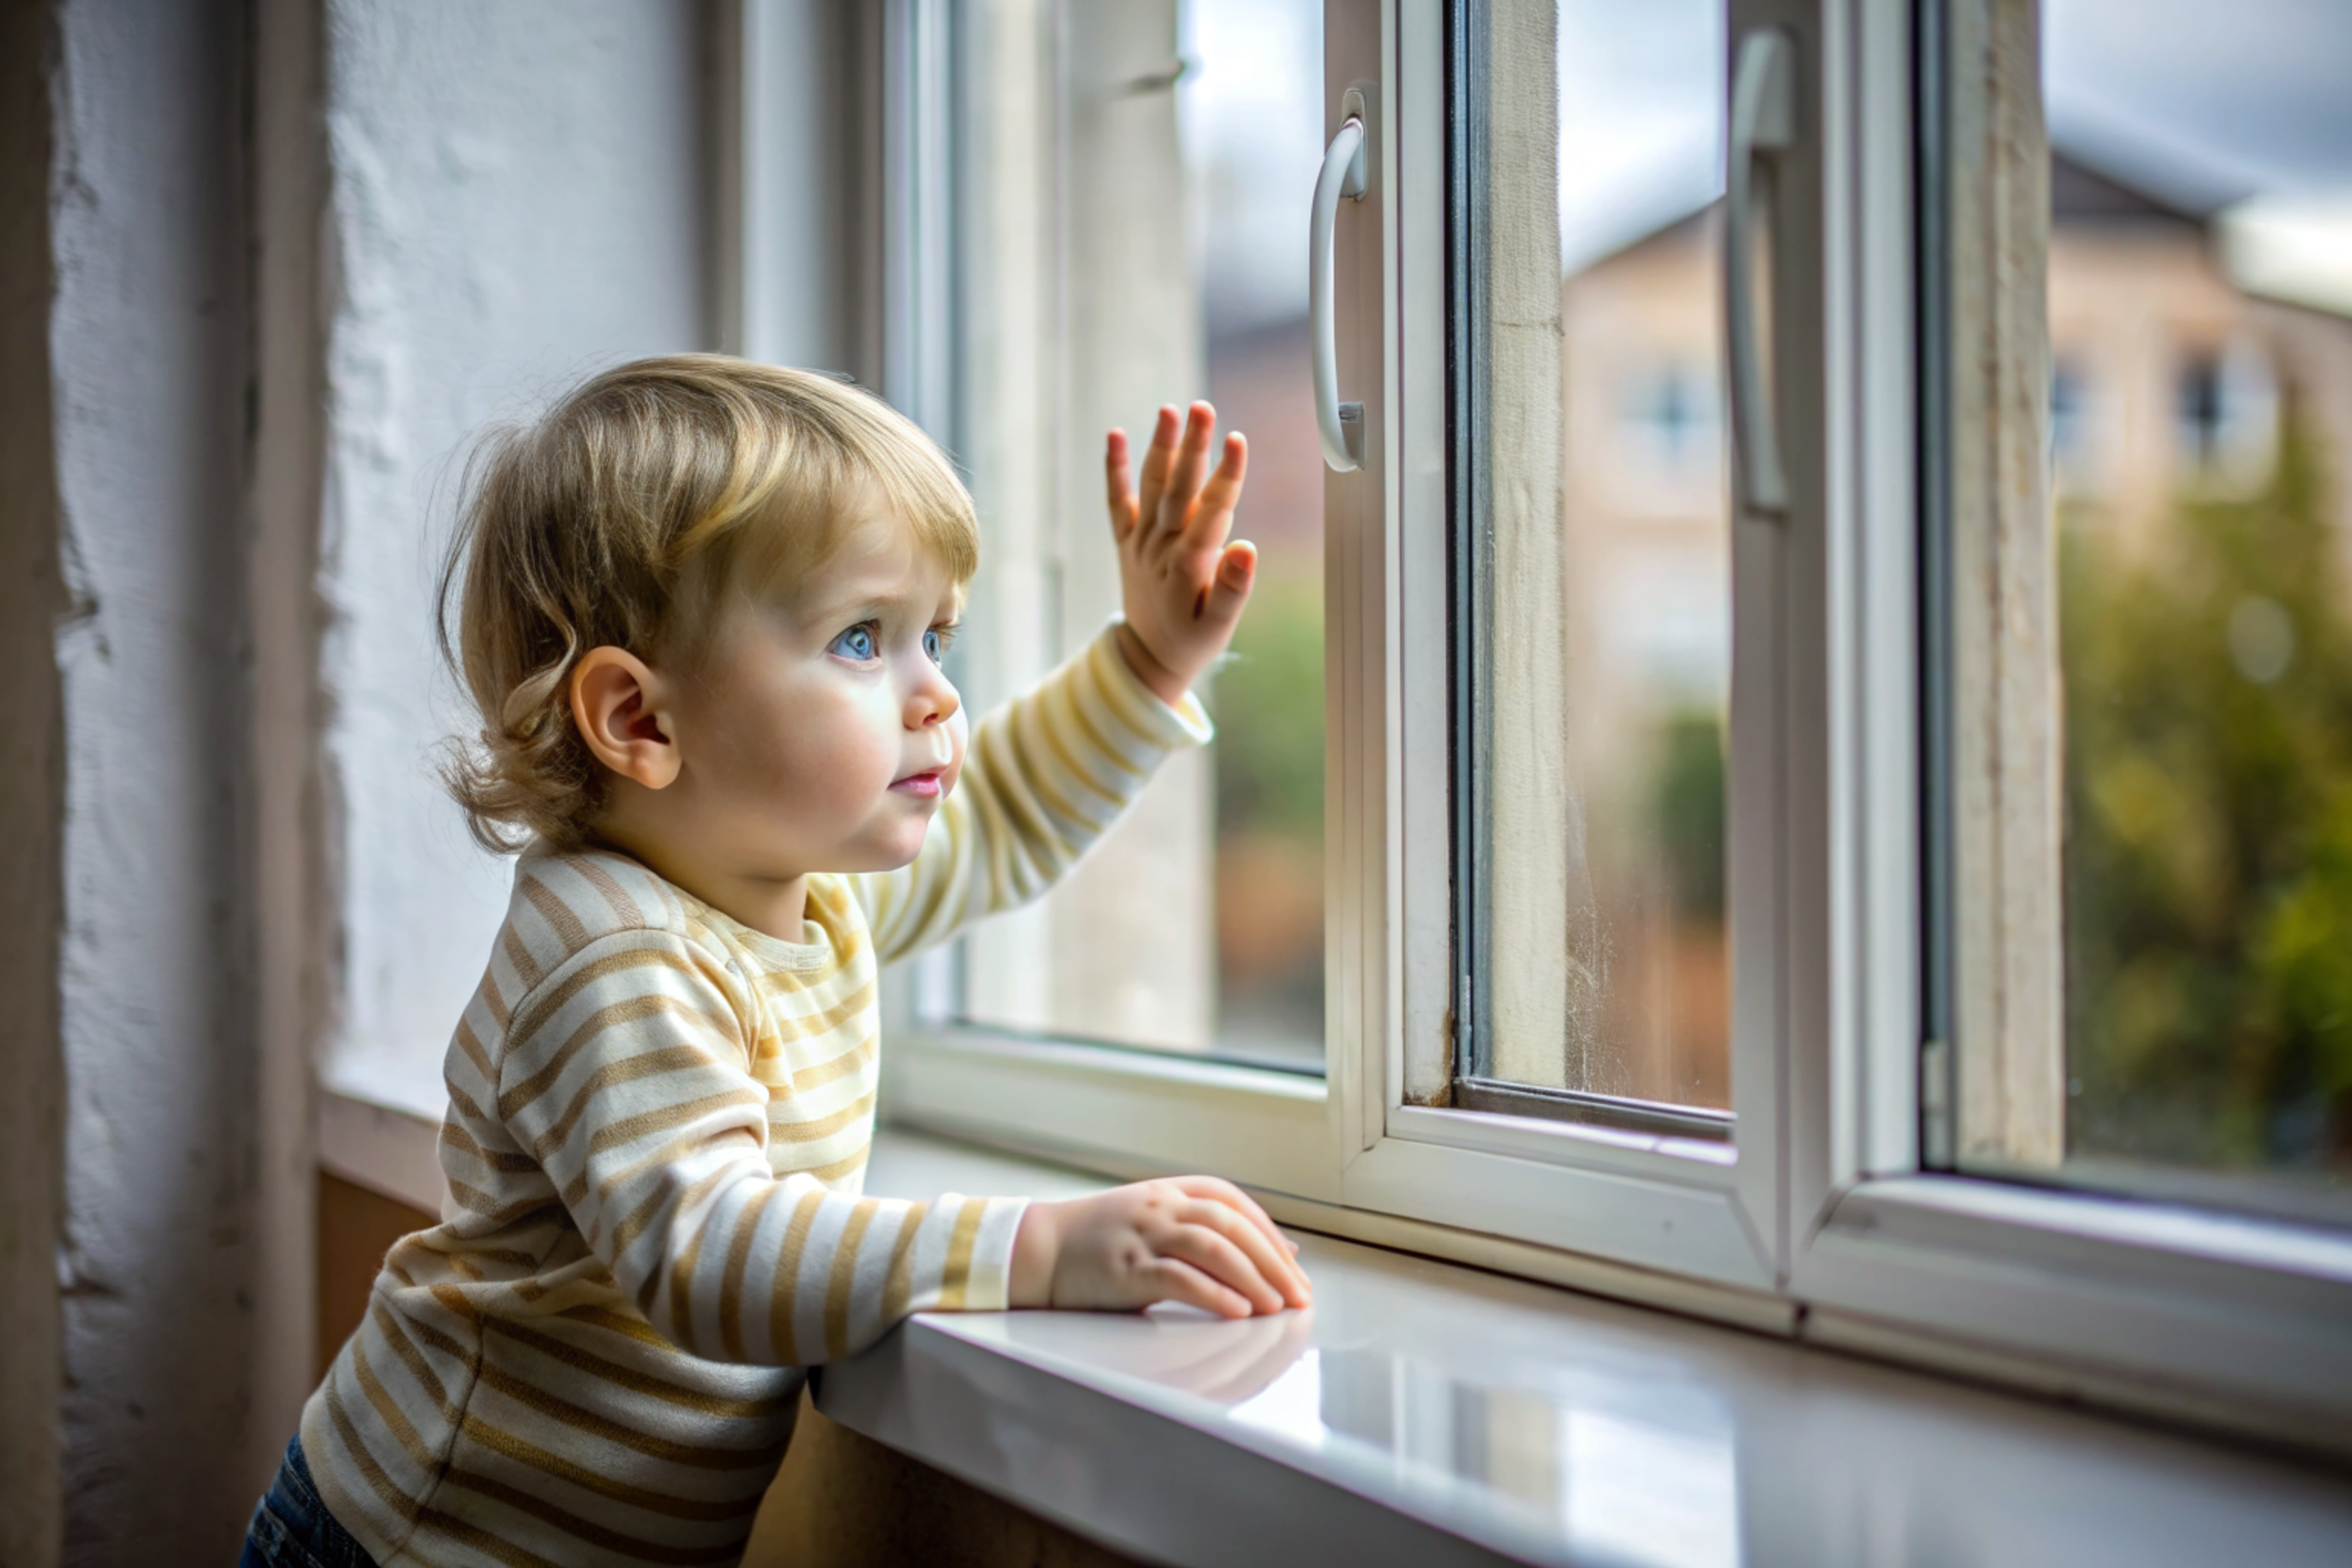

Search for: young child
xmin=241 ymin=357 xmax=1312 ymax=1568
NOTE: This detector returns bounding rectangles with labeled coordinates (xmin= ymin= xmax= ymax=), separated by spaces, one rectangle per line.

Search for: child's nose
xmin=907 ymin=666 xmax=960 ymax=729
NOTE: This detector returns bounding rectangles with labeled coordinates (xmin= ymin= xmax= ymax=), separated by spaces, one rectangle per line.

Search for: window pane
xmin=1459 ymin=0 xmax=1732 ymax=1114
xmin=1190 ymin=0 xmax=1329 ymax=1068
xmin=951 ymin=0 xmax=1326 ymax=1072
xmin=1941 ymin=0 xmax=2352 ymax=1214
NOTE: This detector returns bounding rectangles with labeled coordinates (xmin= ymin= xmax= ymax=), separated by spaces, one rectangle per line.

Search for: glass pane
xmin=1944 ymin=0 xmax=2352 ymax=1214
xmin=1189 ymin=0 xmax=1329 ymax=1068
xmin=951 ymin=0 xmax=1326 ymax=1072
xmin=1460 ymin=0 xmax=1731 ymax=1114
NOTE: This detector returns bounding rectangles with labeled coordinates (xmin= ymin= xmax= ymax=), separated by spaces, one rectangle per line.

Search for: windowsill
xmin=318 ymin=1071 xmax=450 ymax=1213
xmin=316 ymin=1089 xmax=2352 ymax=1567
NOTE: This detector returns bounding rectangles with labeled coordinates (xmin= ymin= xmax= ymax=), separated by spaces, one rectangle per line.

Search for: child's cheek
xmin=825 ymin=685 xmax=901 ymax=782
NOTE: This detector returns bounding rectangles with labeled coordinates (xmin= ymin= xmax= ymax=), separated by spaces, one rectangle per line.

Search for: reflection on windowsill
xmin=1226 ymin=1345 xmax=1739 ymax=1568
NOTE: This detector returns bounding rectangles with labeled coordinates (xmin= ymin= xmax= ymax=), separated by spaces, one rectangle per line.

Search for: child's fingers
xmin=1158 ymin=1222 xmax=1286 ymax=1314
xmin=1104 ymin=428 xmax=1138 ymax=541
xmin=1145 ymin=1256 xmax=1254 ymax=1319
xmin=1172 ymin=1172 xmax=1281 ymax=1242
xmin=1153 ymin=402 xmax=1218 ymax=540
xmin=1199 ymin=541 xmax=1256 ymax=628
xmin=1135 ymin=404 xmax=1182 ymax=534
xmin=1182 ymin=1193 xmax=1309 ymax=1308
xmin=1171 ymin=1172 xmax=1287 ymax=1268
xmin=1180 ymin=432 xmax=1248 ymax=553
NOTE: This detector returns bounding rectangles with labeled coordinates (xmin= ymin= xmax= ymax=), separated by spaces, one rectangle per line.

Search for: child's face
xmin=666 ymin=509 xmax=966 ymax=883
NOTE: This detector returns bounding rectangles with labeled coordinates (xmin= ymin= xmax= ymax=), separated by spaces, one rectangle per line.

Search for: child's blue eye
xmin=829 ymin=623 xmax=879 ymax=661
xmin=922 ymin=627 xmax=943 ymax=665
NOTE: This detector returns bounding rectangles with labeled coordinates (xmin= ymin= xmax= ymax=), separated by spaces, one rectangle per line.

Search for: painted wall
xmin=45 ymin=0 xmax=267 ymax=1552
xmin=317 ymin=0 xmax=715 ymax=1107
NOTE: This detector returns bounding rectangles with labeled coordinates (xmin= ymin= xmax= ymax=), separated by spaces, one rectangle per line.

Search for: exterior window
xmin=2049 ymin=360 xmax=2090 ymax=490
xmin=2174 ymin=344 xmax=2278 ymax=489
xmin=1618 ymin=360 xmax=1725 ymax=509
xmin=2176 ymin=353 xmax=2228 ymax=469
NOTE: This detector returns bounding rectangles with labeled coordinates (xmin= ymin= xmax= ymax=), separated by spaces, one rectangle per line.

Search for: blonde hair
xmin=437 ymin=354 xmax=979 ymax=853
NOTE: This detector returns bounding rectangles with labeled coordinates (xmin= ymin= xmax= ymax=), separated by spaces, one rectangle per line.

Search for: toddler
xmin=240 ymin=357 xmax=1310 ymax=1568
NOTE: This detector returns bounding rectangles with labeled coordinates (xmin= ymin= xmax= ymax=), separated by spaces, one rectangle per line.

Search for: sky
xmin=2047 ymin=0 xmax=2352 ymax=314
xmin=1553 ymin=0 xmax=1723 ymax=275
xmin=2047 ymin=0 xmax=2352 ymax=202
xmin=1180 ymin=0 xmax=1324 ymax=339
xmin=1176 ymin=0 xmax=2352 ymax=320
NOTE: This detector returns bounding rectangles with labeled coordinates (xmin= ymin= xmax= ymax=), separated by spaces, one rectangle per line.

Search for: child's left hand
xmin=1105 ymin=401 xmax=1257 ymax=707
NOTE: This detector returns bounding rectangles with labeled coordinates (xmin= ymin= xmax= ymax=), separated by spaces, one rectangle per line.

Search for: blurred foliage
xmin=1206 ymin=574 xmax=1326 ymax=1051
xmin=2062 ymin=419 xmax=2352 ymax=1173
xmin=1209 ymin=577 xmax=1325 ymax=842
xmin=1649 ymin=711 xmax=1727 ymax=926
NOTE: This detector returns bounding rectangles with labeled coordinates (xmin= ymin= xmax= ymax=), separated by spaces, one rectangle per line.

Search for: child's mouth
xmin=890 ymin=768 xmax=945 ymax=800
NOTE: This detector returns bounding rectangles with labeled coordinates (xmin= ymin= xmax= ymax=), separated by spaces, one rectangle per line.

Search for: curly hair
xmin=436 ymin=355 xmax=978 ymax=853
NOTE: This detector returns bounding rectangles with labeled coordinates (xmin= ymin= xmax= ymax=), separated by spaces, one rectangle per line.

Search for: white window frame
xmin=863 ymin=0 xmax=2352 ymax=1454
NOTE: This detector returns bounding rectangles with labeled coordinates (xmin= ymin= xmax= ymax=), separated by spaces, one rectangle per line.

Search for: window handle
xmin=1311 ymin=100 xmax=1368 ymax=473
xmin=1727 ymin=28 xmax=1797 ymax=515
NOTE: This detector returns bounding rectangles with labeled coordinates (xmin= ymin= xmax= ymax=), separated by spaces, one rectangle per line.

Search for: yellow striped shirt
xmin=302 ymin=627 xmax=1209 ymax=1568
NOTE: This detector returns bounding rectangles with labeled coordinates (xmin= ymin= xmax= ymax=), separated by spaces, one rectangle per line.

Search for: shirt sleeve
xmin=495 ymin=929 xmax=1028 ymax=1364
xmin=852 ymin=620 xmax=1215 ymax=966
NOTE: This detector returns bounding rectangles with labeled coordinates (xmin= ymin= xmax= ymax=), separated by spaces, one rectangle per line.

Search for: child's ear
xmin=569 ymin=647 xmax=683 ymax=789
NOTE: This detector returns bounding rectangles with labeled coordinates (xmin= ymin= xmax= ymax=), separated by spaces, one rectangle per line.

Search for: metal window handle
xmin=1312 ymin=105 xmax=1368 ymax=473
xmin=1727 ymin=28 xmax=1797 ymax=515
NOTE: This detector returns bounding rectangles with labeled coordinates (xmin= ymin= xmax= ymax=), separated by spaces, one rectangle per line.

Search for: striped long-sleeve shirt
xmin=302 ymin=626 xmax=1210 ymax=1568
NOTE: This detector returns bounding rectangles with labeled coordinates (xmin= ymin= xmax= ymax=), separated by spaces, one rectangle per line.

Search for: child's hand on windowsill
xmin=1008 ymin=1175 xmax=1311 ymax=1318
xmin=1105 ymin=401 xmax=1257 ymax=707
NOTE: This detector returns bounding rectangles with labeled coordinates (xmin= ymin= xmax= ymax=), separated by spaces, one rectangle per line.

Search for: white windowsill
xmin=319 ymin=1071 xmax=449 ymax=1213
xmin=317 ymin=1087 xmax=2352 ymax=1567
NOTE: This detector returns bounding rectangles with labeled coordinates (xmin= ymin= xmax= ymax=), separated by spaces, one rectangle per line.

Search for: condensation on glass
xmin=1459 ymin=0 xmax=1732 ymax=1110
xmin=951 ymin=0 xmax=1327 ymax=1072
xmin=1941 ymin=0 xmax=2352 ymax=1216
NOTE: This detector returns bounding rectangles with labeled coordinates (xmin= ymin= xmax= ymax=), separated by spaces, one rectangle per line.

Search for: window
xmin=1938 ymin=0 xmax=2352 ymax=1225
xmin=885 ymin=0 xmax=2352 ymax=1451
xmin=2049 ymin=360 xmax=2089 ymax=487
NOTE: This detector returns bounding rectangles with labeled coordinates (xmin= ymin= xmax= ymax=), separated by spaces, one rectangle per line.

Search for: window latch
xmin=1311 ymin=89 xmax=1370 ymax=473
xmin=1727 ymin=28 xmax=1798 ymax=517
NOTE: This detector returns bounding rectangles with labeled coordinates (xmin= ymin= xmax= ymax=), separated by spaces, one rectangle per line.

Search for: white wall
xmin=319 ymin=0 xmax=715 ymax=1107
xmin=45 ymin=0 xmax=266 ymax=1552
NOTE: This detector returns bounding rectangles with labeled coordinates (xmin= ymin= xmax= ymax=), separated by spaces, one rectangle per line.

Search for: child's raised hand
xmin=1009 ymin=1174 xmax=1311 ymax=1318
xmin=1105 ymin=402 xmax=1257 ymax=707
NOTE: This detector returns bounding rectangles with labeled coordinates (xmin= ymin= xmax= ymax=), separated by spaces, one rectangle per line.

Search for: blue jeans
xmin=240 ymin=1436 xmax=378 ymax=1568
